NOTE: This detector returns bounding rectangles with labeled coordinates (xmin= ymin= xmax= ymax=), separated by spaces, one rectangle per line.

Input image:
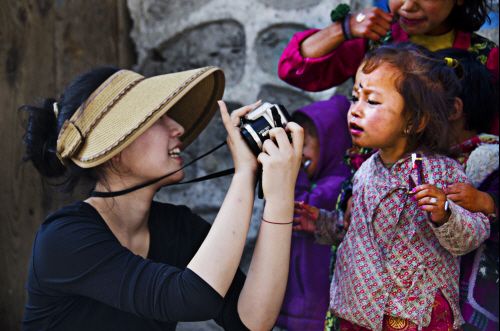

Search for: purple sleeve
xmin=277 ymin=29 xmax=368 ymax=91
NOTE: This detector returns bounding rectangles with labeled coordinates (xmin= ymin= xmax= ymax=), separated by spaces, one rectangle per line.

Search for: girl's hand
xmin=258 ymin=122 xmax=303 ymax=202
xmin=350 ymin=7 xmax=393 ymax=41
xmin=218 ymin=100 xmax=260 ymax=174
xmin=293 ymin=201 xmax=319 ymax=233
xmin=343 ymin=196 xmax=353 ymax=231
xmin=412 ymin=184 xmax=451 ymax=225
xmin=445 ymin=183 xmax=495 ymax=215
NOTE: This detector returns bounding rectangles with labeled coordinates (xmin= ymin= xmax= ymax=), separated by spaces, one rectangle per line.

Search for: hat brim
xmin=72 ymin=67 xmax=224 ymax=168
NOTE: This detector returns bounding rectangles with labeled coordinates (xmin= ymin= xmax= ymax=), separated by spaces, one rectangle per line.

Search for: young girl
xmin=319 ymin=43 xmax=490 ymax=331
xmin=278 ymin=0 xmax=498 ymax=133
xmin=436 ymin=48 xmax=499 ymax=331
xmin=276 ymin=96 xmax=352 ymax=331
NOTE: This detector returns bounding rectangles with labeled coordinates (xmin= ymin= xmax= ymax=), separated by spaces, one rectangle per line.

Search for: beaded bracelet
xmin=330 ymin=3 xmax=352 ymax=41
xmin=262 ymin=218 xmax=293 ymax=225
xmin=342 ymin=14 xmax=353 ymax=40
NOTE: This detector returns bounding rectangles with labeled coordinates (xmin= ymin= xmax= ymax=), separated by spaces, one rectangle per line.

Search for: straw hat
xmin=56 ymin=66 xmax=224 ymax=168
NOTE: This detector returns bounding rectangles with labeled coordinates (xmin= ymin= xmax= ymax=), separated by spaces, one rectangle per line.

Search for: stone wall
xmin=127 ymin=1 xmax=498 ymax=330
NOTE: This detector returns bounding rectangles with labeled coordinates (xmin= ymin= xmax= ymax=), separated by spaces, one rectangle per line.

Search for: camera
xmin=240 ymin=102 xmax=291 ymax=156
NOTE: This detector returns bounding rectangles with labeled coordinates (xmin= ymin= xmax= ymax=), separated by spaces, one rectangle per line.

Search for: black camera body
xmin=240 ymin=102 xmax=291 ymax=156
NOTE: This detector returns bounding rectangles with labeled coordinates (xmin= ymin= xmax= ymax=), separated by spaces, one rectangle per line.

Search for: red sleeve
xmin=486 ymin=47 xmax=499 ymax=135
xmin=278 ymin=29 xmax=368 ymax=91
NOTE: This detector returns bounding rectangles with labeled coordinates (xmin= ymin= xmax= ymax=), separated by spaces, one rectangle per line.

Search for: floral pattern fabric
xmin=329 ymin=152 xmax=490 ymax=331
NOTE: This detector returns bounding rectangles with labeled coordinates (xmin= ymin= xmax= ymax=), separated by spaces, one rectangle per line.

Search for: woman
xmin=21 ymin=66 xmax=303 ymax=330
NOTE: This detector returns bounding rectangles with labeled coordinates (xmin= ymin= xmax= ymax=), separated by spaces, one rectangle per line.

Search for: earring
xmin=404 ymin=127 xmax=410 ymax=135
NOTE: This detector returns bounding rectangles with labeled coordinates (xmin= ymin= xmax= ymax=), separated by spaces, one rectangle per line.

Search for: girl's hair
xmin=449 ymin=0 xmax=493 ymax=32
xmin=21 ymin=66 xmax=120 ymax=192
xmin=361 ymin=43 xmax=461 ymax=155
xmin=435 ymin=48 xmax=498 ymax=133
xmin=291 ymin=111 xmax=317 ymax=138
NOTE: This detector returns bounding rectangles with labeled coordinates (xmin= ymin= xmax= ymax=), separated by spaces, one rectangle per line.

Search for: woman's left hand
xmin=218 ymin=100 xmax=260 ymax=174
xmin=411 ymin=184 xmax=451 ymax=225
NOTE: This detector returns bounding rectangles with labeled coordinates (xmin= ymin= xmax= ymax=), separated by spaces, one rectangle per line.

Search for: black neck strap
xmin=90 ymin=141 xmax=234 ymax=198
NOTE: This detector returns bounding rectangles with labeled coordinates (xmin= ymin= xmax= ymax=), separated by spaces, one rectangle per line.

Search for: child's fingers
xmin=370 ymin=23 xmax=390 ymax=38
xmin=294 ymin=201 xmax=305 ymax=208
xmin=446 ymin=193 xmax=462 ymax=203
xmin=372 ymin=7 xmax=393 ymax=23
xmin=416 ymin=196 xmax=439 ymax=207
xmin=293 ymin=224 xmax=303 ymax=232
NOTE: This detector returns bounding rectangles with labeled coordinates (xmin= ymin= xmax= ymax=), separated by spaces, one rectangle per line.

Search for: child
xmin=276 ymin=95 xmax=352 ymax=331
xmin=315 ymin=43 xmax=490 ymax=331
xmin=278 ymin=0 xmax=498 ymax=133
xmin=437 ymin=48 xmax=499 ymax=331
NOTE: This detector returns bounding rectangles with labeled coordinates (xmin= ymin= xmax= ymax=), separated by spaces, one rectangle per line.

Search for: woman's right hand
xmin=218 ymin=100 xmax=260 ymax=174
xmin=349 ymin=7 xmax=392 ymax=41
xmin=258 ymin=122 xmax=303 ymax=202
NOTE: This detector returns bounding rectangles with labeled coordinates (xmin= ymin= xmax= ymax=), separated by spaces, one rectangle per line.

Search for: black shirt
xmin=23 ymin=201 xmax=248 ymax=330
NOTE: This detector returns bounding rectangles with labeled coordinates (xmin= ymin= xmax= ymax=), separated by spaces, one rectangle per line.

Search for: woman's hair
xmin=21 ymin=66 xmax=120 ymax=192
xmin=361 ymin=43 xmax=461 ymax=155
xmin=435 ymin=48 xmax=498 ymax=133
xmin=449 ymin=0 xmax=493 ymax=32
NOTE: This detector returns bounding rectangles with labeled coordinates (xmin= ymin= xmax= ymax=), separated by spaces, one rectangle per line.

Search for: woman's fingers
xmin=218 ymin=100 xmax=233 ymax=131
xmin=262 ymin=138 xmax=280 ymax=156
xmin=286 ymin=122 xmax=304 ymax=158
xmin=230 ymin=100 xmax=261 ymax=126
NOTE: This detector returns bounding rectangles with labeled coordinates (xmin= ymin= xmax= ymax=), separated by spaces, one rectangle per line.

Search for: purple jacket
xmin=277 ymin=95 xmax=351 ymax=331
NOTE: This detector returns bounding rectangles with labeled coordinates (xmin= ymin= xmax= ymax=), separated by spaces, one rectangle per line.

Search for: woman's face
xmin=389 ymin=0 xmax=461 ymax=36
xmin=348 ymin=63 xmax=408 ymax=160
xmin=117 ymin=114 xmax=186 ymax=186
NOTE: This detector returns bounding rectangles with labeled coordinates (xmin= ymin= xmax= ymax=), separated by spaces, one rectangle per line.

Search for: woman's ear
xmin=448 ymin=97 xmax=464 ymax=121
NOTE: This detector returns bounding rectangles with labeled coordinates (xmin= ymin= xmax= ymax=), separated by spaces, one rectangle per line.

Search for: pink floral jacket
xmin=329 ymin=153 xmax=490 ymax=331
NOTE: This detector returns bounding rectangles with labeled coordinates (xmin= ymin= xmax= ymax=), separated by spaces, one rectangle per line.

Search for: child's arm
xmin=293 ymin=202 xmax=344 ymax=245
xmin=444 ymin=183 xmax=496 ymax=216
xmin=413 ymin=183 xmax=490 ymax=256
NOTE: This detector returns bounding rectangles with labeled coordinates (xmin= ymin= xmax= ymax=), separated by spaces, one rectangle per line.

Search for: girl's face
xmin=117 ymin=114 xmax=185 ymax=186
xmin=348 ymin=63 xmax=408 ymax=161
xmin=302 ymin=127 xmax=320 ymax=178
xmin=389 ymin=0 xmax=462 ymax=36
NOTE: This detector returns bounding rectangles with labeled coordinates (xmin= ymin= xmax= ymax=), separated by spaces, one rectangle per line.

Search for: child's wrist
xmin=480 ymin=191 xmax=496 ymax=217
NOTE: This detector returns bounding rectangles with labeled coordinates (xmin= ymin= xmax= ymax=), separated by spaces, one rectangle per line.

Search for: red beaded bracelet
xmin=262 ymin=218 xmax=293 ymax=225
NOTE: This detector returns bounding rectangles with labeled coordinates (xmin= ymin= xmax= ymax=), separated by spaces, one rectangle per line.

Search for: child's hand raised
xmin=293 ymin=201 xmax=319 ymax=233
xmin=411 ymin=184 xmax=451 ymax=226
xmin=350 ymin=7 xmax=393 ymax=41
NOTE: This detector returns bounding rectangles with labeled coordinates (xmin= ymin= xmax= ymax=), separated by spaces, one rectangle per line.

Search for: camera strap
xmin=90 ymin=141 xmax=235 ymax=198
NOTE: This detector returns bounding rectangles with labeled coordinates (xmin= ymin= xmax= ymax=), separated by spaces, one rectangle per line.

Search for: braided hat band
xmin=56 ymin=67 xmax=225 ymax=168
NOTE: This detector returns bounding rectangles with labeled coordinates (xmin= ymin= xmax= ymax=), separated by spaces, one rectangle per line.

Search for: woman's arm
xmin=187 ymin=101 xmax=260 ymax=298
xmin=237 ymin=122 xmax=304 ymax=331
